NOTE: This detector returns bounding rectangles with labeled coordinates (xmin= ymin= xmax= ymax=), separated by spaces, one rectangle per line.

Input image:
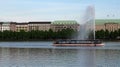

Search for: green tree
xmin=104 ymin=30 xmax=110 ymax=39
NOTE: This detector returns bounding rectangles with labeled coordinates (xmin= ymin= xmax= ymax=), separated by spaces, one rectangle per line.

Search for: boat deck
xmin=53 ymin=40 xmax=104 ymax=47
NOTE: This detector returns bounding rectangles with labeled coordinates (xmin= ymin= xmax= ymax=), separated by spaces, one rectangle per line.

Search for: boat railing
xmin=54 ymin=39 xmax=102 ymax=44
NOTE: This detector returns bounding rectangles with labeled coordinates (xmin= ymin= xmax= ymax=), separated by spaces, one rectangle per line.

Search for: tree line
xmin=0 ymin=28 xmax=119 ymax=41
xmin=95 ymin=29 xmax=120 ymax=40
xmin=0 ymin=28 xmax=76 ymax=41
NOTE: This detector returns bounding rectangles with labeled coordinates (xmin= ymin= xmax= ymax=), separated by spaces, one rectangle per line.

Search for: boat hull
xmin=53 ymin=39 xmax=104 ymax=47
xmin=53 ymin=43 xmax=104 ymax=47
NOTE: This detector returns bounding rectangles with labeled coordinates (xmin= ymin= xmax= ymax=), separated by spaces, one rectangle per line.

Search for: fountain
xmin=77 ymin=5 xmax=95 ymax=40
xmin=53 ymin=5 xmax=104 ymax=47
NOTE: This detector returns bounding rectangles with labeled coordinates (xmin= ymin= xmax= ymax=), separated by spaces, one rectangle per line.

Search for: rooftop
xmin=95 ymin=19 xmax=120 ymax=25
xmin=29 ymin=21 xmax=51 ymax=24
xmin=52 ymin=20 xmax=78 ymax=24
xmin=16 ymin=23 xmax=28 ymax=25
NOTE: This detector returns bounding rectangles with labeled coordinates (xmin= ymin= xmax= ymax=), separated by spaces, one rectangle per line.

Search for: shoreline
xmin=0 ymin=39 xmax=119 ymax=42
xmin=103 ymin=40 xmax=120 ymax=42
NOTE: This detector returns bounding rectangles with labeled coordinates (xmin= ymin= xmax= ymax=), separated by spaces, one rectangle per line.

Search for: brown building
xmin=95 ymin=23 xmax=119 ymax=32
xmin=118 ymin=24 xmax=120 ymax=29
xmin=51 ymin=20 xmax=80 ymax=32
xmin=10 ymin=22 xmax=16 ymax=31
xmin=105 ymin=23 xmax=119 ymax=31
xmin=95 ymin=25 xmax=105 ymax=31
xmin=16 ymin=23 xmax=28 ymax=32
xmin=28 ymin=22 xmax=51 ymax=31
xmin=95 ymin=19 xmax=120 ymax=31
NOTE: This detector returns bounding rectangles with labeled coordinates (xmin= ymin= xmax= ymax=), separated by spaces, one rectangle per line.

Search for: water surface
xmin=0 ymin=41 xmax=120 ymax=49
xmin=0 ymin=42 xmax=120 ymax=67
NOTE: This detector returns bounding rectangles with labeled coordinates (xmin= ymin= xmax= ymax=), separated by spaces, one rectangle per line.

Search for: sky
xmin=0 ymin=0 xmax=120 ymax=22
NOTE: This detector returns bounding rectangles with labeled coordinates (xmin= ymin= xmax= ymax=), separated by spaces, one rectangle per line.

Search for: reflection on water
xmin=0 ymin=42 xmax=120 ymax=67
xmin=0 ymin=48 xmax=95 ymax=67
xmin=0 ymin=41 xmax=120 ymax=49
xmin=96 ymin=49 xmax=120 ymax=67
xmin=0 ymin=48 xmax=120 ymax=67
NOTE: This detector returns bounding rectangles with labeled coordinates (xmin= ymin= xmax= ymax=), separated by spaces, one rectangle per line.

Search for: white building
xmin=16 ymin=23 xmax=28 ymax=32
xmin=28 ymin=22 xmax=51 ymax=31
xmin=2 ymin=22 xmax=10 ymax=31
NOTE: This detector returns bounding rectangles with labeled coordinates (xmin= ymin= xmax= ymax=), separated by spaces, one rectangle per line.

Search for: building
xmin=51 ymin=20 xmax=79 ymax=31
xmin=10 ymin=22 xmax=16 ymax=31
xmin=0 ymin=19 xmax=119 ymax=32
xmin=118 ymin=24 xmax=120 ymax=29
xmin=105 ymin=23 xmax=119 ymax=32
xmin=16 ymin=23 xmax=28 ymax=32
xmin=0 ymin=22 xmax=2 ymax=31
xmin=95 ymin=25 xmax=105 ymax=31
xmin=95 ymin=23 xmax=119 ymax=31
xmin=0 ymin=21 xmax=51 ymax=32
xmin=95 ymin=19 xmax=120 ymax=31
xmin=0 ymin=22 xmax=16 ymax=32
xmin=1 ymin=22 xmax=10 ymax=31
xmin=28 ymin=22 xmax=51 ymax=31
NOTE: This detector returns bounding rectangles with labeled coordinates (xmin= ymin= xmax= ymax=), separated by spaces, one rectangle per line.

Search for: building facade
xmin=95 ymin=23 xmax=120 ymax=32
xmin=1 ymin=22 xmax=10 ymax=31
xmin=95 ymin=25 xmax=105 ymax=31
xmin=0 ymin=22 xmax=2 ymax=31
xmin=0 ymin=20 xmax=119 ymax=32
xmin=95 ymin=19 xmax=120 ymax=31
xmin=10 ymin=22 xmax=16 ymax=31
xmin=28 ymin=22 xmax=51 ymax=31
xmin=16 ymin=23 xmax=28 ymax=32
xmin=118 ymin=24 xmax=120 ymax=29
xmin=51 ymin=20 xmax=80 ymax=32
xmin=105 ymin=23 xmax=119 ymax=31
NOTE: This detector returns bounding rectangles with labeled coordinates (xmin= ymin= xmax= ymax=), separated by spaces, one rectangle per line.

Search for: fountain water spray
xmin=77 ymin=5 xmax=95 ymax=40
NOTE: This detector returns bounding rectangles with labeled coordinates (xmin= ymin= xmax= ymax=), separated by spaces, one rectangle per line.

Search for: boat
xmin=53 ymin=39 xmax=104 ymax=47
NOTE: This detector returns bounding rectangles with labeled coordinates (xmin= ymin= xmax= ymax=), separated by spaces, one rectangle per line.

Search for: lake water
xmin=0 ymin=41 xmax=120 ymax=67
